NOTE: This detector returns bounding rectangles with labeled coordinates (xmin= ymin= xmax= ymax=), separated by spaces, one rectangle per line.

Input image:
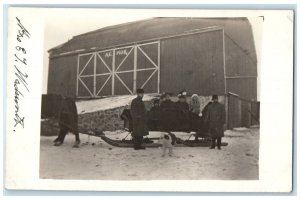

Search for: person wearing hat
xmin=160 ymin=92 xmax=175 ymax=111
xmin=205 ymin=94 xmax=226 ymax=150
xmin=176 ymin=93 xmax=189 ymax=113
xmin=130 ymin=88 xmax=149 ymax=150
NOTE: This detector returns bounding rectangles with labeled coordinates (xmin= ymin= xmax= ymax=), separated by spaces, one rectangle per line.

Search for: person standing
xmin=130 ymin=88 xmax=149 ymax=150
xmin=205 ymin=94 xmax=226 ymax=150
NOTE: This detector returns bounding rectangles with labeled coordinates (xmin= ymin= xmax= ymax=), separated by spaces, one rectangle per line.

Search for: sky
xmin=42 ymin=8 xmax=262 ymax=99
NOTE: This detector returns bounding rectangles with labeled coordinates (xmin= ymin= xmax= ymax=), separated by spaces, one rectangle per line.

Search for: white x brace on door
xmin=77 ymin=41 xmax=160 ymax=97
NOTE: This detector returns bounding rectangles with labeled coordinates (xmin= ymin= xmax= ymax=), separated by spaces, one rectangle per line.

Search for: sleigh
xmin=116 ymin=108 xmax=229 ymax=148
xmin=41 ymin=94 xmax=228 ymax=148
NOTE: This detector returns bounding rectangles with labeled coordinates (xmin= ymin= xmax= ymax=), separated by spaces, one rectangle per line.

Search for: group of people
xmin=150 ymin=91 xmax=201 ymax=116
xmin=130 ymin=88 xmax=226 ymax=152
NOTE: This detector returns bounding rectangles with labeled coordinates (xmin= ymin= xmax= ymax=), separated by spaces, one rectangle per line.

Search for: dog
xmin=160 ymin=133 xmax=173 ymax=157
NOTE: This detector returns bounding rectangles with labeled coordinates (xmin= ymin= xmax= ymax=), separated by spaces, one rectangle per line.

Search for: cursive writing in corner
xmin=13 ymin=17 xmax=30 ymax=131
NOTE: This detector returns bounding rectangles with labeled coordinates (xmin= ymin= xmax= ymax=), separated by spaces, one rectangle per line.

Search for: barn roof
xmin=49 ymin=17 xmax=257 ymax=62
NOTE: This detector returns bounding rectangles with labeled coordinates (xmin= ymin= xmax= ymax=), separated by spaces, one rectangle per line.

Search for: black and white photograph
xmin=40 ymin=10 xmax=261 ymax=180
xmin=4 ymin=7 xmax=294 ymax=192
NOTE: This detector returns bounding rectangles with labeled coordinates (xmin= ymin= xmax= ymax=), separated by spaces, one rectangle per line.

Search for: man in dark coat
xmin=205 ymin=95 xmax=226 ymax=150
xmin=130 ymin=88 xmax=149 ymax=150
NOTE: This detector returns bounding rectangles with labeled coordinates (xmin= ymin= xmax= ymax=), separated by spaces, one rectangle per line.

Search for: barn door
xmin=77 ymin=51 xmax=114 ymax=97
xmin=114 ymin=46 xmax=135 ymax=95
xmin=95 ymin=50 xmax=113 ymax=97
xmin=77 ymin=41 xmax=160 ymax=98
xmin=77 ymin=53 xmax=95 ymax=97
xmin=136 ymin=42 xmax=160 ymax=94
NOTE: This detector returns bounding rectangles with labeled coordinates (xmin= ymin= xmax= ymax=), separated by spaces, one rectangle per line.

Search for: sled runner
xmin=84 ymin=129 xmax=228 ymax=148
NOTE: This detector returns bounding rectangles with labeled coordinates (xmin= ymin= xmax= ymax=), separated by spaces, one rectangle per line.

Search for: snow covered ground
xmin=76 ymin=94 xmax=158 ymax=114
xmin=40 ymin=127 xmax=259 ymax=180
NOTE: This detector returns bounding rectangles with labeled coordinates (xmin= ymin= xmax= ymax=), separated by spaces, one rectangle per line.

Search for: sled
xmin=40 ymin=94 xmax=229 ymax=148
xmin=118 ymin=108 xmax=229 ymax=148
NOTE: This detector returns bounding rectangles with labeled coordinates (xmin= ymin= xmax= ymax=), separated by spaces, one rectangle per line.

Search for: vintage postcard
xmin=4 ymin=7 xmax=293 ymax=192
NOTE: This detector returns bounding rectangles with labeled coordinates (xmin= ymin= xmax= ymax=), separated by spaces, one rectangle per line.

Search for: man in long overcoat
xmin=205 ymin=94 xmax=226 ymax=149
xmin=130 ymin=88 xmax=149 ymax=150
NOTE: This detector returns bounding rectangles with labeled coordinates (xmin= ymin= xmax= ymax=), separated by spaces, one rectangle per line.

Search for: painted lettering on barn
xmin=104 ymin=51 xmax=112 ymax=58
xmin=116 ymin=49 xmax=128 ymax=56
xmin=104 ymin=49 xmax=128 ymax=58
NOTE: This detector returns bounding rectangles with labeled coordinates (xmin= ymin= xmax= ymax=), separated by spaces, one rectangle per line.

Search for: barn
xmin=47 ymin=17 xmax=259 ymax=128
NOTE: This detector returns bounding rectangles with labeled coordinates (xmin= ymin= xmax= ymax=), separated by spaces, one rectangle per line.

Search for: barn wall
xmin=225 ymin=35 xmax=257 ymax=77
xmin=225 ymin=35 xmax=257 ymax=100
xmin=160 ymin=30 xmax=225 ymax=96
xmin=226 ymin=78 xmax=257 ymax=101
xmin=47 ymin=20 xmax=257 ymax=101
xmin=47 ymin=55 xmax=78 ymax=98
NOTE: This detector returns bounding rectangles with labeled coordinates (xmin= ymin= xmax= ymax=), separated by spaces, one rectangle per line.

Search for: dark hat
xmin=136 ymin=88 xmax=144 ymax=94
xmin=212 ymin=94 xmax=218 ymax=100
